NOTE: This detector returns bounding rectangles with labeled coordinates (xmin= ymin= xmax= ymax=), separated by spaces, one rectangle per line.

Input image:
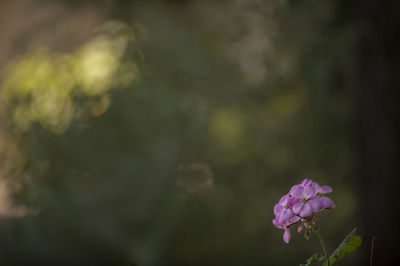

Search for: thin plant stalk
xmin=316 ymin=231 xmax=330 ymax=266
xmin=370 ymin=236 xmax=376 ymax=266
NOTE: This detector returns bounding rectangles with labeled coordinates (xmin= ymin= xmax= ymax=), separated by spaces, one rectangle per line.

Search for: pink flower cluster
xmin=272 ymin=179 xmax=335 ymax=243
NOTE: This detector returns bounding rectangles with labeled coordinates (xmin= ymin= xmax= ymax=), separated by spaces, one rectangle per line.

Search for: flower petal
xmin=301 ymin=179 xmax=311 ymax=187
xmin=283 ymin=228 xmax=291 ymax=244
xmin=292 ymin=201 xmax=304 ymax=215
xmin=274 ymin=204 xmax=284 ymax=216
xmin=287 ymin=196 xmax=300 ymax=208
xmin=299 ymin=203 xmax=313 ymax=217
xmin=320 ymin=196 xmax=335 ymax=209
xmin=289 ymin=185 xmax=303 ymax=198
xmin=279 ymin=194 xmax=290 ymax=206
xmin=287 ymin=215 xmax=300 ymax=226
xmin=273 ymin=218 xmax=282 ymax=228
xmin=320 ymin=185 xmax=333 ymax=194
xmin=279 ymin=209 xmax=294 ymax=224
xmin=311 ymin=182 xmax=321 ymax=191
xmin=307 ymin=197 xmax=321 ymax=212
xmin=303 ymin=186 xmax=316 ymax=199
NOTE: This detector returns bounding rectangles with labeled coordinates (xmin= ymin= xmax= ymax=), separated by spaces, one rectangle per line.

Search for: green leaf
xmin=323 ymin=228 xmax=362 ymax=266
xmin=299 ymin=254 xmax=325 ymax=266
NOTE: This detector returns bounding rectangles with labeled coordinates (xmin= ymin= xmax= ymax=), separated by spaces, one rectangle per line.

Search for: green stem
xmin=316 ymin=231 xmax=330 ymax=266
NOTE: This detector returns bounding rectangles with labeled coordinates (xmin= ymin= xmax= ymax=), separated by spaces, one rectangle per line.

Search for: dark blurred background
xmin=0 ymin=0 xmax=398 ymax=265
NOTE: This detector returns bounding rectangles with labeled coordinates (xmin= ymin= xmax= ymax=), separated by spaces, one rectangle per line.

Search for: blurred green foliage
xmin=0 ymin=0 xmax=358 ymax=265
xmin=1 ymin=21 xmax=138 ymax=133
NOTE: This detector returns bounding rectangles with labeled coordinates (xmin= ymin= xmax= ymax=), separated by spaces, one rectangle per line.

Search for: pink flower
xmin=272 ymin=179 xmax=335 ymax=243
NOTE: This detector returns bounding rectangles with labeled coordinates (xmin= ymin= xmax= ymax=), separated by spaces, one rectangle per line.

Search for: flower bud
xmin=304 ymin=228 xmax=311 ymax=240
xmin=297 ymin=225 xmax=303 ymax=234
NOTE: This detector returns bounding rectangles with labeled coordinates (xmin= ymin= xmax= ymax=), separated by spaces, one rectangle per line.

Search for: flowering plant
xmin=273 ymin=179 xmax=361 ymax=266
